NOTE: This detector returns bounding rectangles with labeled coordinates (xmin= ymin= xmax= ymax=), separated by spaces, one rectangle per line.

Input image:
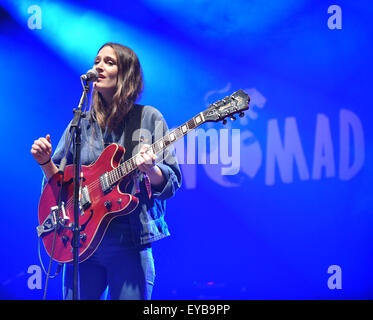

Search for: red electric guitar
xmin=37 ymin=90 xmax=250 ymax=263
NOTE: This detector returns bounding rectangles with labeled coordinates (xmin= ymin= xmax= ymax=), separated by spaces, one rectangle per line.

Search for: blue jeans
xmin=63 ymin=223 xmax=155 ymax=300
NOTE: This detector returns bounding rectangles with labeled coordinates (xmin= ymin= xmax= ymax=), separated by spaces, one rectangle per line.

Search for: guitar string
xmin=75 ymin=124 xmax=187 ymax=194
xmin=62 ymin=125 xmax=187 ymax=210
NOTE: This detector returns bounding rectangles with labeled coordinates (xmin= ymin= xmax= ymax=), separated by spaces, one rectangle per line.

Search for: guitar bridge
xmin=36 ymin=202 xmax=68 ymax=237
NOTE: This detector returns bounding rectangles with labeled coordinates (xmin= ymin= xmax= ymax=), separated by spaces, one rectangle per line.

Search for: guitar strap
xmin=122 ymin=104 xmax=144 ymax=162
xmin=101 ymin=104 xmax=151 ymax=198
xmin=123 ymin=104 xmax=152 ymax=198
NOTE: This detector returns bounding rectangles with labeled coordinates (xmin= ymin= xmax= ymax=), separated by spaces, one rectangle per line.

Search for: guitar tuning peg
xmin=222 ymin=119 xmax=227 ymax=125
xmin=239 ymin=112 xmax=245 ymax=118
xmin=230 ymin=116 xmax=236 ymax=121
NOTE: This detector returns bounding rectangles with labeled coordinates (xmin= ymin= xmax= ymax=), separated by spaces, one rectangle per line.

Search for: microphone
xmin=80 ymin=69 xmax=99 ymax=82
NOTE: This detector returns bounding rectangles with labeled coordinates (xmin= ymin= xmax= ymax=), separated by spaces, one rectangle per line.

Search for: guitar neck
xmin=108 ymin=112 xmax=206 ymax=184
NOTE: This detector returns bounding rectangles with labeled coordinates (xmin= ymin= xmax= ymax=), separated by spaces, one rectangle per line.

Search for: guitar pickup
xmin=79 ymin=185 xmax=92 ymax=211
xmin=100 ymin=172 xmax=112 ymax=194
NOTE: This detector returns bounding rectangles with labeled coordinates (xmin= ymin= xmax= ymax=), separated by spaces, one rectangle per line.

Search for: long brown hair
xmin=91 ymin=42 xmax=143 ymax=133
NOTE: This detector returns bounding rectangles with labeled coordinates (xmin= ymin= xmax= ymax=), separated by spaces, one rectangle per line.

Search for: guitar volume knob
xmin=104 ymin=200 xmax=112 ymax=210
xmin=61 ymin=235 xmax=69 ymax=245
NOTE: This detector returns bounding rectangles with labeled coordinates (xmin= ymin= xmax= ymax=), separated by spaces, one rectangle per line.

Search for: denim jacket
xmin=44 ymin=105 xmax=182 ymax=246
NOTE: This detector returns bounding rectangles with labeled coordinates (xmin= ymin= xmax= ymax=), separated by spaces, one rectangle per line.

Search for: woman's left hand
xmin=136 ymin=144 xmax=158 ymax=174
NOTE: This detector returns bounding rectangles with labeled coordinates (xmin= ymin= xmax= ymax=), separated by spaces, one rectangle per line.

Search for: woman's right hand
xmin=31 ymin=134 xmax=53 ymax=165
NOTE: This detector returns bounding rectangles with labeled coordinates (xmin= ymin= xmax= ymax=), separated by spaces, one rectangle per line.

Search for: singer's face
xmin=93 ymin=46 xmax=118 ymax=100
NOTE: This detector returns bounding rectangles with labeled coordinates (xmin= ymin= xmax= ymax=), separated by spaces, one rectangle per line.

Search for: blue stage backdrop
xmin=0 ymin=0 xmax=371 ymax=299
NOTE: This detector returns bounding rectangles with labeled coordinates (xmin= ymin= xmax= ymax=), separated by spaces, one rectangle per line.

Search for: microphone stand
xmin=58 ymin=77 xmax=91 ymax=300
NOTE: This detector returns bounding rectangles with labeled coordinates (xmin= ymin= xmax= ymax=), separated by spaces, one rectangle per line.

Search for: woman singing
xmin=31 ymin=42 xmax=182 ymax=300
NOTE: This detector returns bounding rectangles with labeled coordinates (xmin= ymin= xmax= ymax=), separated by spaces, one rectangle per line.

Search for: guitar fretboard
xmin=107 ymin=112 xmax=206 ymax=185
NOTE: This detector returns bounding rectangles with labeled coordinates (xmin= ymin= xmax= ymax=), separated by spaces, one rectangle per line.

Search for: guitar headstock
xmin=203 ymin=89 xmax=250 ymax=123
